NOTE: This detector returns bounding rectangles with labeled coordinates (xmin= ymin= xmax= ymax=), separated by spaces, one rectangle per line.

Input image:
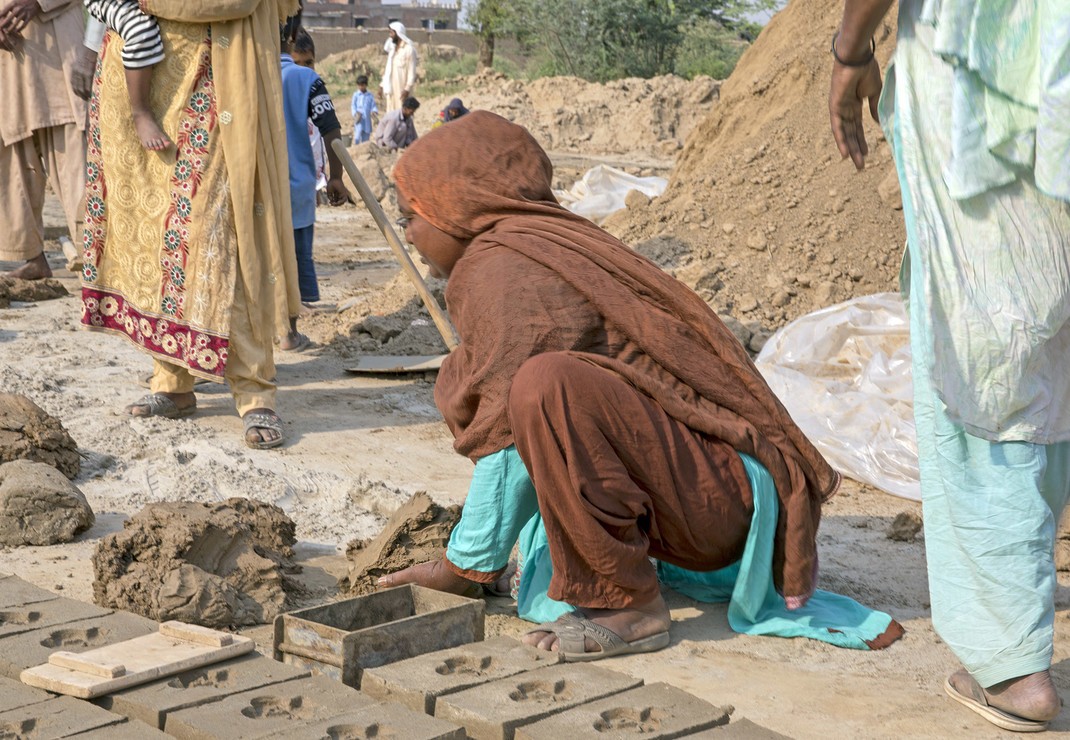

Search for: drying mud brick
xmin=434 ymin=663 xmax=644 ymax=740
xmin=275 ymin=584 xmax=484 ymax=688
xmin=95 ymin=652 xmax=312 ymax=729
xmin=258 ymin=701 xmax=467 ymax=740
xmin=0 ymin=696 xmax=123 ymax=738
xmin=686 ymin=718 xmax=792 ymax=739
xmin=0 ymin=460 xmax=95 ymax=546
xmin=0 ymin=393 xmax=80 ymax=479
xmin=342 ymin=491 xmax=461 ymax=594
xmin=361 ymin=636 xmax=563 ymax=714
xmin=0 ymin=574 xmax=60 ymax=608
xmin=72 ymin=717 xmax=173 ymax=738
xmin=0 ymin=676 xmax=52 ymax=713
xmin=514 ymin=682 xmax=730 ymax=739
xmin=0 ymin=611 xmax=157 ymax=679
xmin=93 ymin=498 xmax=301 ymax=629
xmin=163 ymin=673 xmax=377 ymax=739
xmin=0 ymin=595 xmax=109 ymax=640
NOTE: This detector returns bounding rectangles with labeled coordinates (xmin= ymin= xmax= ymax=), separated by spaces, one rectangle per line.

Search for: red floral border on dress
xmin=82 ymin=288 xmax=229 ymax=377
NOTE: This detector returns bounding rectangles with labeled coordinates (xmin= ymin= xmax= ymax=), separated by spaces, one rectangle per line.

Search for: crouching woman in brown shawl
xmin=379 ymin=111 xmax=903 ymax=660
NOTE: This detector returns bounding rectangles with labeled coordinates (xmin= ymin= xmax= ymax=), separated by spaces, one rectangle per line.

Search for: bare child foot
xmin=125 ymin=66 xmax=172 ymax=151
xmin=132 ymin=109 xmax=172 ymax=151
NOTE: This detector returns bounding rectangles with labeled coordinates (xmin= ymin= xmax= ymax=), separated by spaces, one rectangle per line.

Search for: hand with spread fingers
xmin=828 ymin=40 xmax=883 ymax=170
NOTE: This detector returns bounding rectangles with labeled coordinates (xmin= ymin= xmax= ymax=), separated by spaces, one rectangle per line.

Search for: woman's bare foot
xmin=522 ymin=592 xmax=671 ymax=654
xmin=133 ymin=109 xmax=172 ymax=151
xmin=377 ymin=559 xmax=476 ymax=595
xmin=949 ymin=668 xmax=1061 ymax=723
xmin=3 ymin=253 xmax=52 ymax=280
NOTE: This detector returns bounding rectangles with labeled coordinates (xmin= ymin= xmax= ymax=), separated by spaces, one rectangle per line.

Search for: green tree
xmin=508 ymin=0 xmax=776 ymax=82
xmin=465 ymin=0 xmax=513 ymax=71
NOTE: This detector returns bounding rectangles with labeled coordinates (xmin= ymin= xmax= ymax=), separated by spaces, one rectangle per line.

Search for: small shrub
xmin=674 ymin=20 xmax=750 ymax=80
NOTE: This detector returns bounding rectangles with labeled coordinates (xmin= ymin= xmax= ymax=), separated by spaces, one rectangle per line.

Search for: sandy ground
xmin=3 ymin=195 xmax=1070 ymax=739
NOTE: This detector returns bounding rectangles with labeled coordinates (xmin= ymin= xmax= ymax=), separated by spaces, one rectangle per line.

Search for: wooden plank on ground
xmin=19 ymin=621 xmax=254 ymax=699
xmin=343 ymin=354 xmax=447 ymax=374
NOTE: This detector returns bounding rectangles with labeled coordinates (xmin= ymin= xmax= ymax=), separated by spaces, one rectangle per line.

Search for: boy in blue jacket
xmin=279 ymin=16 xmax=351 ymax=350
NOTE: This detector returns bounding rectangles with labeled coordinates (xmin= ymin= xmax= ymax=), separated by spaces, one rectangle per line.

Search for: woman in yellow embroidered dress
xmin=81 ymin=0 xmax=300 ymax=449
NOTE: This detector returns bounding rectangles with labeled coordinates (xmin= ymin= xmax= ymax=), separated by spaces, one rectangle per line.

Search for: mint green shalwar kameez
xmin=885 ymin=0 xmax=1070 ymax=687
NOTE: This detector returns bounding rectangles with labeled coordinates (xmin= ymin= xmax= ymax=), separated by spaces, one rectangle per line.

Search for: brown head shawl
xmin=394 ymin=111 xmax=839 ymax=602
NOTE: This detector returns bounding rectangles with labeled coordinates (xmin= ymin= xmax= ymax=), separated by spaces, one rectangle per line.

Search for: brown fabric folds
xmin=394 ymin=111 xmax=840 ymax=602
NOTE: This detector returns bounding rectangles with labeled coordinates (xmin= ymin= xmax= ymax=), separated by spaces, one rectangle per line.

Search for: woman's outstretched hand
xmin=377 ymin=558 xmax=476 ymax=595
xmin=829 ymin=57 xmax=883 ymax=170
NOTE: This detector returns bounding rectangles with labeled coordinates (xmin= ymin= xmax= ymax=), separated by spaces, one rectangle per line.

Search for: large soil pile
xmin=604 ymin=0 xmax=905 ymax=335
xmin=413 ymin=72 xmax=720 ymax=161
xmin=321 ymin=43 xmax=720 ymax=166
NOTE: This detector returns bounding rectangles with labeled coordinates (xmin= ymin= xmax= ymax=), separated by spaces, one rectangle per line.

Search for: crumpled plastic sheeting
xmin=755 ymin=293 xmax=920 ymax=501
xmin=555 ymin=165 xmax=667 ymax=224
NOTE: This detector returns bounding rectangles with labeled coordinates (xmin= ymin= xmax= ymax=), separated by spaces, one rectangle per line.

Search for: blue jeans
xmin=294 ymin=225 xmax=318 ymax=303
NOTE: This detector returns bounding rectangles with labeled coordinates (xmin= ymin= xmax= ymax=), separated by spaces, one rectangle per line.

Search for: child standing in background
xmin=290 ymin=30 xmax=329 ymax=205
xmin=351 ymin=75 xmax=377 ymax=145
xmin=279 ymin=15 xmax=352 ymax=351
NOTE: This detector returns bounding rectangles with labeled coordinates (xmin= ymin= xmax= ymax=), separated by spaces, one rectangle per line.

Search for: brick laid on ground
xmin=0 ymin=611 xmax=157 ymax=679
xmin=257 ymin=700 xmax=467 ymax=740
xmin=361 ymin=636 xmax=563 ymax=714
xmin=434 ymin=662 xmax=644 ymax=740
xmin=0 ymin=594 xmax=109 ymax=639
xmin=0 ymin=675 xmax=53 ymax=713
xmin=67 ymin=717 xmax=173 ymax=738
xmin=163 ymin=673 xmax=378 ymax=739
xmin=0 ymin=696 xmax=124 ymax=737
xmin=514 ymin=682 xmax=730 ymax=739
xmin=0 ymin=574 xmax=60 ymax=609
xmin=94 ymin=652 xmax=312 ymax=729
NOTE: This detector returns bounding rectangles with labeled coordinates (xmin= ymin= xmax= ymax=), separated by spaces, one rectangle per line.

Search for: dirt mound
xmin=93 ymin=498 xmax=302 ymax=628
xmin=0 ymin=460 xmax=94 ymax=546
xmin=0 ymin=393 xmax=80 ymax=479
xmin=0 ymin=277 xmax=68 ymax=307
xmin=604 ymin=0 xmax=904 ymax=337
xmin=412 ymin=72 xmax=719 ymax=163
xmin=342 ymin=491 xmax=461 ymax=594
xmin=324 ymin=59 xmax=719 ymax=167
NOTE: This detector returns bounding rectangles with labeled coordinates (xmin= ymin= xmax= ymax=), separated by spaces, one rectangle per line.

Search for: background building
xmin=304 ymin=1 xmax=461 ymax=30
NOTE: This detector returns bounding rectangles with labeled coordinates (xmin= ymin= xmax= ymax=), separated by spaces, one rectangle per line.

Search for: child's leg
xmin=293 ymin=225 xmax=320 ymax=303
xmin=94 ymin=0 xmax=171 ymax=150
xmin=124 ymin=66 xmax=171 ymax=151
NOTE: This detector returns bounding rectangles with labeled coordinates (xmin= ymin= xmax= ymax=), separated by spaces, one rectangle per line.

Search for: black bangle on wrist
xmin=831 ymin=31 xmax=876 ymax=67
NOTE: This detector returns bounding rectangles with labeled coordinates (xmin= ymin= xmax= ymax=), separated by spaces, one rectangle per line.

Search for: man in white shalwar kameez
xmin=379 ymin=21 xmax=416 ymax=114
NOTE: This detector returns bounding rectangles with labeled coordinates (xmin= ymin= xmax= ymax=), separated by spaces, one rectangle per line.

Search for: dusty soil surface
xmin=2 ymin=0 xmax=1069 ymax=733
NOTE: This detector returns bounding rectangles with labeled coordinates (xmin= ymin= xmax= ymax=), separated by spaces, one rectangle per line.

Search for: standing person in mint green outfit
xmin=830 ymin=0 xmax=1070 ymax=732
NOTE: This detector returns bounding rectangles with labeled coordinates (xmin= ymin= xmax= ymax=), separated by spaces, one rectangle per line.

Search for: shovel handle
xmin=331 ymin=139 xmax=459 ymax=352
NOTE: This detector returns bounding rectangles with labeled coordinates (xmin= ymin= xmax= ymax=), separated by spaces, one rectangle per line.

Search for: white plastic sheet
xmin=555 ymin=165 xmax=667 ymax=224
xmin=755 ymin=293 xmax=920 ymax=501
